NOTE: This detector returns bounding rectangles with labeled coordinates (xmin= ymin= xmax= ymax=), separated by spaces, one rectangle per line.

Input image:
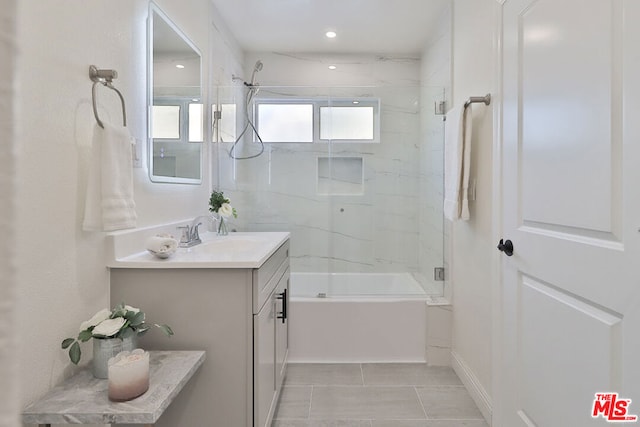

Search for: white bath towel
xmin=83 ymin=123 xmax=137 ymax=231
xmin=443 ymin=105 xmax=472 ymax=221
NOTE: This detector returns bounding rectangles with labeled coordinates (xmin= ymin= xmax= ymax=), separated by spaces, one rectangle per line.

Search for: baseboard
xmin=287 ymin=357 xmax=427 ymax=364
xmin=451 ymin=350 xmax=493 ymax=425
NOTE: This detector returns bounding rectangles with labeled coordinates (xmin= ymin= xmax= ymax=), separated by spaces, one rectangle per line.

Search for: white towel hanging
xmin=83 ymin=122 xmax=137 ymax=231
xmin=443 ymin=105 xmax=472 ymax=221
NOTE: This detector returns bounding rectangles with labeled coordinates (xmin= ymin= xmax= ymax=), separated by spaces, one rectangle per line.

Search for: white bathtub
xmin=288 ymin=272 xmax=428 ymax=363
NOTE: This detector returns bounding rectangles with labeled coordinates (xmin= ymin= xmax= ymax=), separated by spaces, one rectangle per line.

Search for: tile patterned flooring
xmin=272 ymin=364 xmax=489 ymax=427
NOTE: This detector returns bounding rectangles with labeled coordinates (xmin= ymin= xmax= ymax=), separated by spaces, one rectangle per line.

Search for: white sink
xmin=196 ymin=236 xmax=267 ymax=253
xmin=107 ymin=231 xmax=290 ymax=269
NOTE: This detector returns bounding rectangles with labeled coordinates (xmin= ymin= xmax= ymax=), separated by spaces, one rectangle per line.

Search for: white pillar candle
xmin=107 ymin=349 xmax=150 ymax=402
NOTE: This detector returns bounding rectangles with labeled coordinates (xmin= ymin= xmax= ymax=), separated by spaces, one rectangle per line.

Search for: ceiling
xmin=211 ymin=0 xmax=451 ymax=55
xmin=154 ymin=11 xmax=200 ymax=56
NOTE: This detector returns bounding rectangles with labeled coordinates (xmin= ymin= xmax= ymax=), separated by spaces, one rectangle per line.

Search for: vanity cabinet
xmin=255 ymin=263 xmax=289 ymax=427
xmin=110 ymin=239 xmax=289 ymax=427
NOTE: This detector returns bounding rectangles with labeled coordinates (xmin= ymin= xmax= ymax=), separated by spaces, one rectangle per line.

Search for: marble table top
xmin=22 ymin=350 xmax=205 ymax=425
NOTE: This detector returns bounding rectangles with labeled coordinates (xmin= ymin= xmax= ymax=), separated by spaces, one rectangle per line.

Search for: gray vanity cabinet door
xmin=275 ymin=268 xmax=290 ymax=390
xmin=254 ymin=292 xmax=277 ymax=427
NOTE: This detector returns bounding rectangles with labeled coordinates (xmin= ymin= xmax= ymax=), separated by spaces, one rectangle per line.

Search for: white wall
xmin=450 ymin=0 xmax=495 ymax=420
xmin=1 ymin=0 xmax=19 ymax=425
xmin=14 ymin=0 xmax=242 ymax=422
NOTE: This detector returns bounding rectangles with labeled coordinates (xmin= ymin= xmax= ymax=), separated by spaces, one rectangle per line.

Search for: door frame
xmin=491 ymin=0 xmax=505 ymax=426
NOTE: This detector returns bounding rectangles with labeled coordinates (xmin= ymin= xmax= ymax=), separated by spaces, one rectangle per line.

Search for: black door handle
xmin=276 ymin=288 xmax=287 ymax=324
xmin=497 ymin=239 xmax=514 ymax=256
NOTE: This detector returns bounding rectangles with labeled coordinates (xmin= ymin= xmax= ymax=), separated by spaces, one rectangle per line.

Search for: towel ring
xmin=89 ymin=65 xmax=127 ymax=129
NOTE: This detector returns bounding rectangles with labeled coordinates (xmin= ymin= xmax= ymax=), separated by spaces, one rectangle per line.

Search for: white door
xmin=499 ymin=0 xmax=640 ymax=426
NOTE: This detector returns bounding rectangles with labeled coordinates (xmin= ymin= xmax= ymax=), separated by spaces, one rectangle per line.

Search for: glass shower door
xmin=213 ymin=84 xmax=447 ymax=298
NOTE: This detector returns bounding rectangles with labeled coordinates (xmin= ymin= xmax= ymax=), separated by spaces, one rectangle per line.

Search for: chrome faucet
xmin=177 ymin=221 xmax=202 ymax=248
xmin=177 ymin=216 xmax=214 ymax=247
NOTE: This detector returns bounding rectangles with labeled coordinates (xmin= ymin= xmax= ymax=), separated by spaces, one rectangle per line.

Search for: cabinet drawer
xmin=253 ymin=240 xmax=289 ymax=313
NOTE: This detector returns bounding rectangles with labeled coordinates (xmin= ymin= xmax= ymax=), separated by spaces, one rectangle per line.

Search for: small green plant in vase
xmin=209 ymin=190 xmax=237 ymax=235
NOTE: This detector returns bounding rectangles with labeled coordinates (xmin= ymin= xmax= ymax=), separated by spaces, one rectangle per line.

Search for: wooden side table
xmin=22 ymin=351 xmax=205 ymax=426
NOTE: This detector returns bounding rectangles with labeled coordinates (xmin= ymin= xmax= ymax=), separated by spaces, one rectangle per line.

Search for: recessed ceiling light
xmin=352 ymin=101 xmax=360 ymax=104
xmin=328 ymin=65 xmax=337 ymax=70
xmin=325 ymin=31 xmax=337 ymax=39
xmin=176 ymin=64 xmax=185 ymax=69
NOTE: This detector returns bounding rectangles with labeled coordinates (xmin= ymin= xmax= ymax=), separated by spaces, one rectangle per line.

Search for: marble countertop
xmin=108 ymin=231 xmax=290 ymax=269
xmin=22 ymin=350 xmax=205 ymax=425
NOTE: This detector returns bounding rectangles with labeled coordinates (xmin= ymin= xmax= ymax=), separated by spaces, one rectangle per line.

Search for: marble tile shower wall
xmin=215 ymin=53 xmax=443 ymax=281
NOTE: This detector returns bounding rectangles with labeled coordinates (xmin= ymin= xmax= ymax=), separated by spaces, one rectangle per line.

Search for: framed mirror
xmin=148 ymin=3 xmax=203 ymax=184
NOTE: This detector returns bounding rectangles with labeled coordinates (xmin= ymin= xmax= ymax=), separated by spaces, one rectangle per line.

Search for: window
xmin=152 ymin=105 xmax=180 ymax=139
xmin=152 ymin=97 xmax=203 ymax=143
xmin=188 ymin=103 xmax=203 ymax=142
xmin=320 ymin=106 xmax=375 ymax=140
xmin=254 ymin=98 xmax=379 ymax=143
xmin=257 ymin=103 xmax=314 ymax=142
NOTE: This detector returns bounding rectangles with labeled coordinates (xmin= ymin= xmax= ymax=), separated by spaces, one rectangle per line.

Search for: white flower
xmin=124 ymin=305 xmax=140 ymax=314
xmin=92 ymin=317 xmax=126 ymax=337
xmin=219 ymin=203 xmax=233 ymax=218
xmin=79 ymin=308 xmax=111 ymax=332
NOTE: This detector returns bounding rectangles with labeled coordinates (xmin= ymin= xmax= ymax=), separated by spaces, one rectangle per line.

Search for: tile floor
xmin=272 ymin=363 xmax=489 ymax=427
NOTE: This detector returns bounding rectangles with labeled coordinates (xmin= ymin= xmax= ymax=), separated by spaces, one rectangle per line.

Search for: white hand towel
xmin=83 ymin=123 xmax=137 ymax=231
xmin=443 ymin=105 xmax=472 ymax=221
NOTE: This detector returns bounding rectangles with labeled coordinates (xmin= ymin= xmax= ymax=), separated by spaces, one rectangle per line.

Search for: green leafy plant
xmin=209 ymin=190 xmax=237 ymax=218
xmin=61 ymin=303 xmax=173 ymax=365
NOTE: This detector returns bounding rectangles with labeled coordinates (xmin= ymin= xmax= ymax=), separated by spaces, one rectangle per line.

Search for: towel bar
xmin=89 ymin=65 xmax=127 ymax=129
xmin=464 ymin=94 xmax=491 ymax=110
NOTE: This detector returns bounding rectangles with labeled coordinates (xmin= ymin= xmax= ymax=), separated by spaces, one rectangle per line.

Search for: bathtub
xmin=288 ymin=272 xmax=428 ymax=363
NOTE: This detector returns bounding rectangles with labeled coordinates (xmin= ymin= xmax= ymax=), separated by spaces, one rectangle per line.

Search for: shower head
xmin=250 ymin=60 xmax=263 ymax=86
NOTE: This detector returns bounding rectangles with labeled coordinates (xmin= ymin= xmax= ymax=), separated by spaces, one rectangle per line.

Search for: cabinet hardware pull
xmin=276 ymin=288 xmax=287 ymax=324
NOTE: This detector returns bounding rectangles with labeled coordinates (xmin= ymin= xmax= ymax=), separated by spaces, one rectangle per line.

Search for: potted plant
xmin=209 ymin=190 xmax=237 ymax=235
xmin=61 ymin=303 xmax=173 ymax=378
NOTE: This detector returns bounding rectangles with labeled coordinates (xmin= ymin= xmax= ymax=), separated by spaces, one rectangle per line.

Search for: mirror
xmin=148 ymin=4 xmax=202 ymax=184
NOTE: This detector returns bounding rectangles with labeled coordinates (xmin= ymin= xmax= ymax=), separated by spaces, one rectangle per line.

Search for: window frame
xmin=253 ymin=97 xmax=380 ymax=144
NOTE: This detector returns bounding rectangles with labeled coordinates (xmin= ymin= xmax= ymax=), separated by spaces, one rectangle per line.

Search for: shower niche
xmin=317 ymin=157 xmax=364 ymax=195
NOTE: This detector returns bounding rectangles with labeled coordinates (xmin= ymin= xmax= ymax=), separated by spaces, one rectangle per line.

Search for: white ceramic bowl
xmin=145 ymin=234 xmax=178 ymax=259
xmin=147 ymin=248 xmax=176 ymax=259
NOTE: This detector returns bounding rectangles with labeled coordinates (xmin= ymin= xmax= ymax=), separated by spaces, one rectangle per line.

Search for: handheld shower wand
xmin=229 ymin=60 xmax=265 ymax=160
xmin=250 ymin=60 xmax=263 ymax=86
